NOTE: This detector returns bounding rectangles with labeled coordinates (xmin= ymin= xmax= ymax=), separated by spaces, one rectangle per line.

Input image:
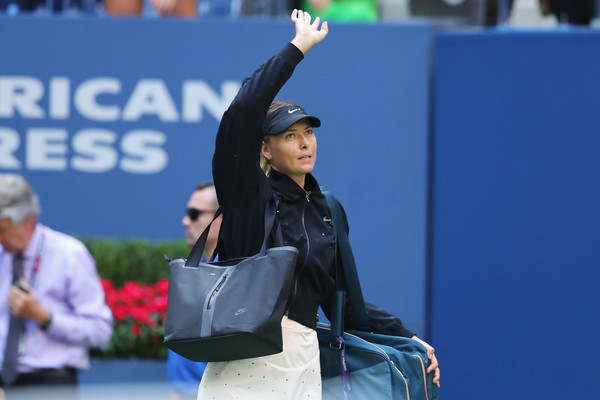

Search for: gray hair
xmin=0 ymin=174 xmax=41 ymax=225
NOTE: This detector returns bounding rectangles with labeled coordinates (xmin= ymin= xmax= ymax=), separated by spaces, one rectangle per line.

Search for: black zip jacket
xmin=212 ymin=43 xmax=415 ymax=337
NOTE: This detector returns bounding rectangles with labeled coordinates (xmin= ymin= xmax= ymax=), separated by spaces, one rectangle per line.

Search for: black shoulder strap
xmin=186 ymin=208 xmax=222 ymax=267
xmin=186 ymin=196 xmax=279 ymax=267
xmin=323 ymin=190 xmax=370 ymax=331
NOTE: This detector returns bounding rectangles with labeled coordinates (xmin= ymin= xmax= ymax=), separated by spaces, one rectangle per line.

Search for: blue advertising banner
xmin=432 ymin=30 xmax=600 ymax=400
xmin=0 ymin=16 xmax=433 ymax=335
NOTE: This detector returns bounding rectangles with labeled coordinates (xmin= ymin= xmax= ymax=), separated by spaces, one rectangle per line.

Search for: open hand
xmin=290 ymin=9 xmax=329 ymax=55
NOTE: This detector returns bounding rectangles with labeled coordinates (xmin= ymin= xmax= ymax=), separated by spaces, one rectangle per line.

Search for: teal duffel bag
xmin=318 ymin=323 xmax=440 ymax=400
xmin=321 ymin=191 xmax=440 ymax=400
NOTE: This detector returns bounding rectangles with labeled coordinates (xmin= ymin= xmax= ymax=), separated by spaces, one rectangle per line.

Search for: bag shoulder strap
xmin=186 ymin=196 xmax=279 ymax=267
xmin=186 ymin=208 xmax=222 ymax=267
xmin=323 ymin=190 xmax=370 ymax=331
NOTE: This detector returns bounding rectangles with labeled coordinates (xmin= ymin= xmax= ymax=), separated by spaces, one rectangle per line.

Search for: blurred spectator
xmin=0 ymin=174 xmax=113 ymax=399
xmin=0 ymin=0 xmax=96 ymax=13
xmin=167 ymin=182 xmax=221 ymax=400
xmin=0 ymin=0 xmax=38 ymax=12
xmin=409 ymin=0 xmax=480 ymax=24
xmin=485 ymin=0 xmax=596 ymax=27
xmin=103 ymin=0 xmax=198 ymax=16
xmin=484 ymin=0 xmax=515 ymax=25
xmin=181 ymin=182 xmax=220 ymax=250
xmin=542 ymin=0 xmax=595 ymax=25
xmin=237 ymin=0 xmax=379 ymax=22
xmin=238 ymin=0 xmax=287 ymax=17
xmin=301 ymin=0 xmax=378 ymax=22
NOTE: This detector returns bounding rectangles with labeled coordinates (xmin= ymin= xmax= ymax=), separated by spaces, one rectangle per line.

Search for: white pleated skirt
xmin=197 ymin=316 xmax=321 ymax=400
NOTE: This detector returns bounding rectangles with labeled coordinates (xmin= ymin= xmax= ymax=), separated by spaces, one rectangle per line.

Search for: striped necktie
xmin=1 ymin=253 xmax=25 ymax=387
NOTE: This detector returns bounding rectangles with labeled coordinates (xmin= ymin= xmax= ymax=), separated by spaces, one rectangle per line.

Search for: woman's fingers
xmin=320 ymin=21 xmax=329 ymax=36
xmin=311 ymin=16 xmax=320 ymax=29
xmin=433 ymin=363 xmax=440 ymax=387
xmin=427 ymin=353 xmax=440 ymax=387
xmin=427 ymin=347 xmax=435 ymax=360
xmin=427 ymin=353 xmax=438 ymax=372
xmin=290 ymin=9 xmax=328 ymax=54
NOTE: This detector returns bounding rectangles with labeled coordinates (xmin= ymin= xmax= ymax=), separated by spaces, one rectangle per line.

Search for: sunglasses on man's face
xmin=186 ymin=208 xmax=215 ymax=222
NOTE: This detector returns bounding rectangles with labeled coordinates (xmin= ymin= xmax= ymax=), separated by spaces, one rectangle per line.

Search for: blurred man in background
xmin=0 ymin=174 xmax=113 ymax=399
xmin=168 ymin=182 xmax=221 ymax=400
xmin=181 ymin=182 xmax=220 ymax=251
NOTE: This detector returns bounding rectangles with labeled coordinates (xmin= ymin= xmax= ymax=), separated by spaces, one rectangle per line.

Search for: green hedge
xmin=81 ymin=237 xmax=190 ymax=359
xmin=82 ymin=237 xmax=190 ymax=286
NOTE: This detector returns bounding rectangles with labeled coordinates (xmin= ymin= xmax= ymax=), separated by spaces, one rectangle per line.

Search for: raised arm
xmin=212 ymin=11 xmax=328 ymax=208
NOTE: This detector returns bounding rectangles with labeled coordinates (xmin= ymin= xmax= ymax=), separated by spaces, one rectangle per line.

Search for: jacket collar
xmin=269 ymin=170 xmax=320 ymax=201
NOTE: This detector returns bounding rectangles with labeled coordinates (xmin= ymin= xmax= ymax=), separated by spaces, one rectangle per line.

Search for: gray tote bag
xmin=163 ymin=199 xmax=298 ymax=362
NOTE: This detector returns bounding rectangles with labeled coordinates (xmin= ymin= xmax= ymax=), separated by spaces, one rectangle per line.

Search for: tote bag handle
xmin=186 ymin=197 xmax=279 ymax=267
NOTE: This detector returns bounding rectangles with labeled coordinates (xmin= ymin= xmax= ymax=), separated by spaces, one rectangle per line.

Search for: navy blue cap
xmin=263 ymin=105 xmax=321 ymax=136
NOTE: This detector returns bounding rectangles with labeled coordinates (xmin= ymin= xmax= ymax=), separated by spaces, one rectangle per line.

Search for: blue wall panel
xmin=431 ymin=30 xmax=600 ymax=400
xmin=0 ymin=16 xmax=433 ymax=336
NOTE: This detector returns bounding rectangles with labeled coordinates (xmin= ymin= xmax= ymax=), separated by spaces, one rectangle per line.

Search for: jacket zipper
xmin=286 ymin=193 xmax=310 ymax=314
xmin=207 ymin=274 xmax=228 ymax=310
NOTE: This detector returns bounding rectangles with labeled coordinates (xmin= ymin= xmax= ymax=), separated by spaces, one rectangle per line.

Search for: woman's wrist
xmin=290 ymin=37 xmax=312 ymax=55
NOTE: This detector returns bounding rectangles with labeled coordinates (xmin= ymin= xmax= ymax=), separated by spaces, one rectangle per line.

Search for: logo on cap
xmin=288 ymin=108 xmax=301 ymax=114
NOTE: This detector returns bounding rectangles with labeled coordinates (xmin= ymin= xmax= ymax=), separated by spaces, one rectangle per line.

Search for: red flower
xmin=120 ymin=281 xmax=145 ymax=303
xmin=143 ymin=286 xmax=157 ymax=299
xmin=111 ymin=305 xmax=131 ymax=322
xmin=129 ymin=306 xmax=157 ymax=328
xmin=131 ymin=325 xmax=141 ymax=337
xmin=147 ymin=295 xmax=168 ymax=314
xmin=155 ymin=279 xmax=169 ymax=295
xmin=99 ymin=279 xmax=168 ymax=359
xmin=104 ymin=291 xmax=119 ymax=308
xmin=101 ymin=279 xmax=114 ymax=292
